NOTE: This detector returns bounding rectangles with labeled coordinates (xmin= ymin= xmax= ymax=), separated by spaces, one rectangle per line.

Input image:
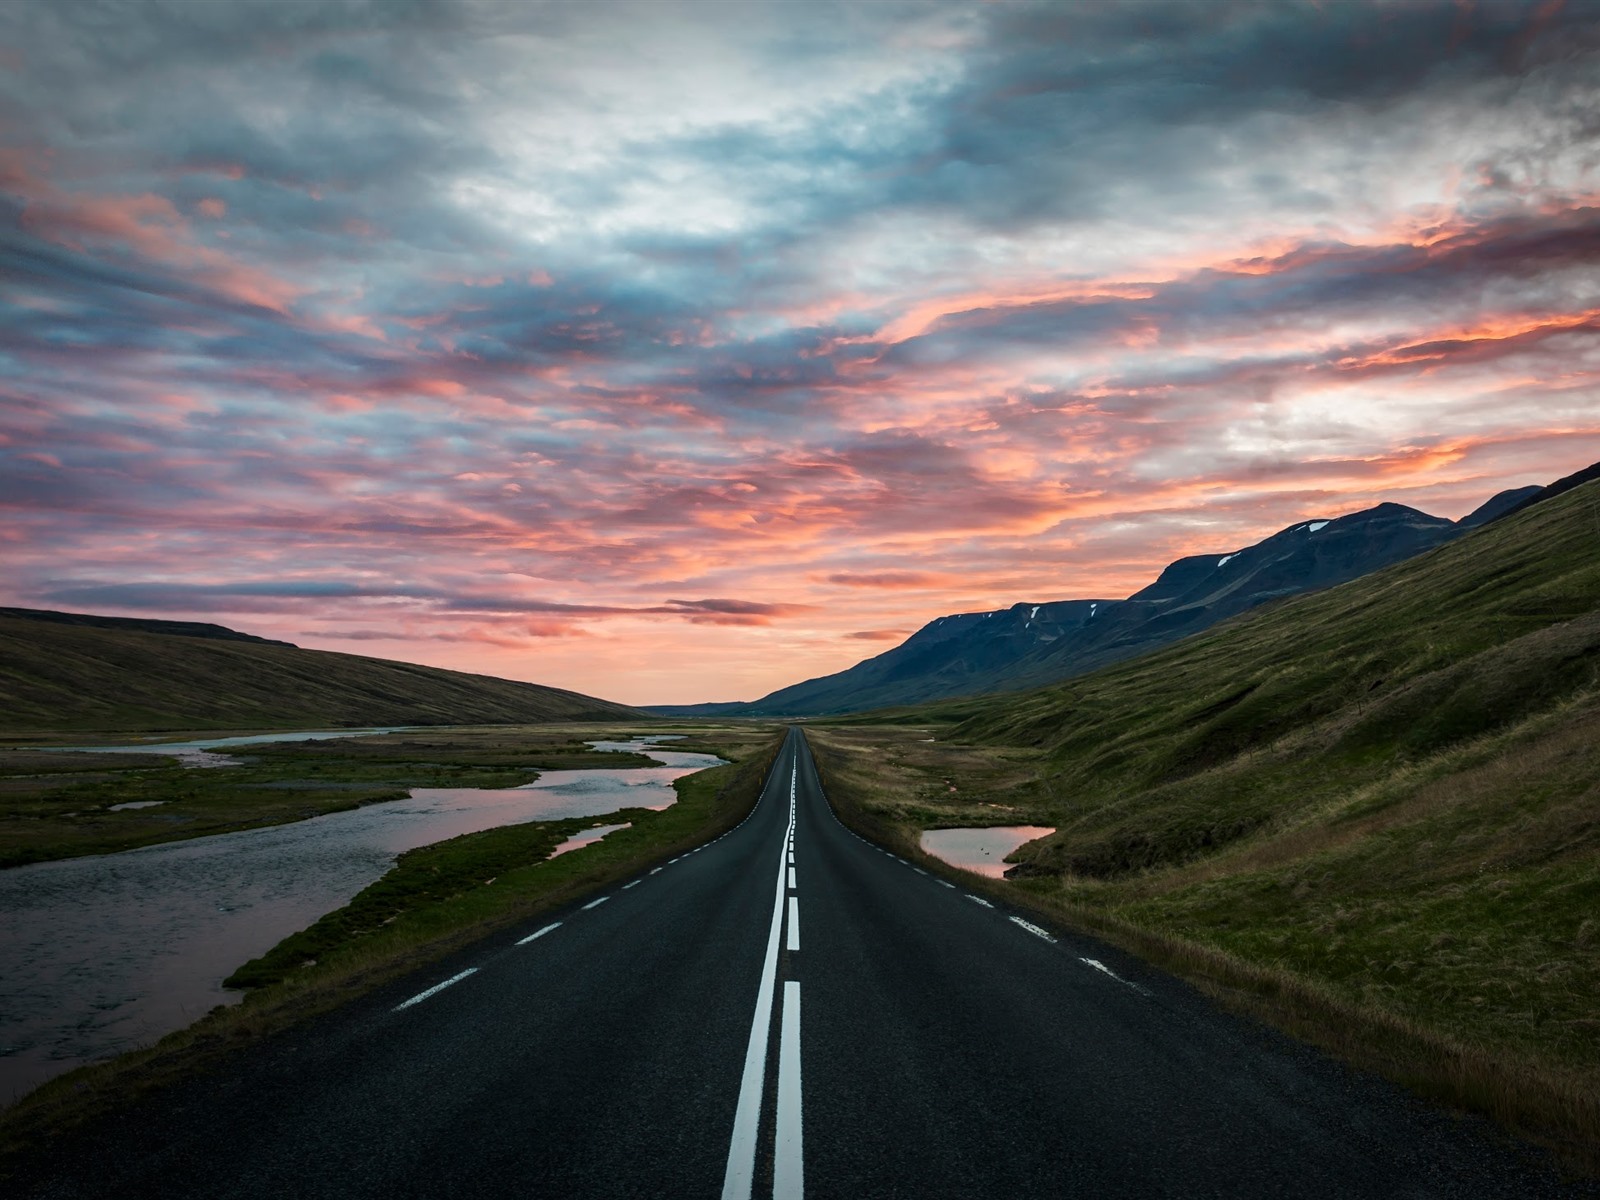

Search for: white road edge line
xmin=1009 ymin=915 xmax=1057 ymax=943
xmin=722 ymin=759 xmax=799 ymax=1200
xmin=582 ymin=896 xmax=609 ymax=910
xmin=516 ymin=922 xmax=561 ymax=945
xmin=787 ymin=895 xmax=800 ymax=952
xmin=1081 ymin=957 xmax=1152 ymax=995
xmin=394 ymin=967 xmax=477 ymax=1011
xmin=774 ymin=981 xmax=803 ymax=1199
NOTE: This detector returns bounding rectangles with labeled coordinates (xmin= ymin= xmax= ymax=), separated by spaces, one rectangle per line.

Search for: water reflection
xmin=919 ymin=826 xmax=1056 ymax=879
xmin=46 ymin=728 xmax=416 ymax=769
xmin=0 ymin=736 xmax=722 ymax=1105
xmin=549 ymin=822 xmax=631 ymax=858
xmin=53 ymin=728 xmax=415 ymax=754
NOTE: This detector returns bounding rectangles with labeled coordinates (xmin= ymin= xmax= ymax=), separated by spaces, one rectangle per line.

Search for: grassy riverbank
xmin=803 ymin=480 xmax=1600 ymax=1168
xmin=0 ymin=723 xmax=783 ymax=1167
xmin=0 ymin=726 xmax=660 ymax=867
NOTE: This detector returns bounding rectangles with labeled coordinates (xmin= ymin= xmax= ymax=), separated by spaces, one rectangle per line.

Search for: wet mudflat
xmin=0 ymin=735 xmax=721 ymax=1105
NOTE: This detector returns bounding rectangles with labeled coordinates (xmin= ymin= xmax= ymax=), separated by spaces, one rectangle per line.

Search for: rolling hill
xmin=0 ymin=610 xmax=640 ymax=733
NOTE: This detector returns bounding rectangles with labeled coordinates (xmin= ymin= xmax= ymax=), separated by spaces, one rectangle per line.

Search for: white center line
xmin=393 ymin=967 xmax=477 ymax=1012
xmin=787 ymin=896 xmax=800 ymax=952
xmin=516 ymin=922 xmax=561 ymax=945
xmin=722 ymin=758 xmax=799 ymax=1200
xmin=964 ymin=894 xmax=994 ymax=908
xmin=939 ymin=880 xmax=956 ymax=889
xmin=649 ymin=867 xmax=663 ymax=875
xmin=582 ymin=895 xmax=609 ymax=910
xmin=623 ymin=880 xmax=640 ymax=889
xmin=774 ymin=981 xmax=804 ymax=1199
xmin=788 ymin=866 xmax=797 ymax=890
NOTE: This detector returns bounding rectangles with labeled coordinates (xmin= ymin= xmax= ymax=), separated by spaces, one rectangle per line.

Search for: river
xmin=0 ymin=735 xmax=723 ymax=1105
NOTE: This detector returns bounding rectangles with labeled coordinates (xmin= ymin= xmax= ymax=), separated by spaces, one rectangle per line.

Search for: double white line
xmin=722 ymin=755 xmax=803 ymax=1200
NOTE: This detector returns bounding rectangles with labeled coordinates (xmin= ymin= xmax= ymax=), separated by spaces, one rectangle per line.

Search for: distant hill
xmin=0 ymin=607 xmax=297 ymax=647
xmin=671 ymin=470 xmax=1584 ymax=717
xmin=0 ymin=610 xmax=641 ymax=733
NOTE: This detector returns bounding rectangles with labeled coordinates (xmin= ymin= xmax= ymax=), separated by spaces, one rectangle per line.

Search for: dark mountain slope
xmin=0 ymin=613 xmax=640 ymax=733
xmin=0 ymin=607 xmax=296 ymax=647
xmin=1458 ymin=485 xmax=1543 ymax=528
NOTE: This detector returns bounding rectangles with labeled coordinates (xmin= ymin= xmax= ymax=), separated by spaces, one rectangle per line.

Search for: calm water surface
xmin=919 ymin=825 xmax=1056 ymax=879
xmin=0 ymin=735 xmax=722 ymax=1105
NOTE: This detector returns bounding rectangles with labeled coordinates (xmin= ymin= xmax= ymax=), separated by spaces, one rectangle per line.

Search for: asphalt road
xmin=10 ymin=727 xmax=1589 ymax=1198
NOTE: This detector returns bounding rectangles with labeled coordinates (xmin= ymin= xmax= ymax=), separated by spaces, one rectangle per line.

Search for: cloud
xmin=3 ymin=0 xmax=1599 ymax=703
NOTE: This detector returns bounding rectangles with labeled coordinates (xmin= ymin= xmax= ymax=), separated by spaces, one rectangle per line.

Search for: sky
xmin=3 ymin=0 xmax=1600 ymax=706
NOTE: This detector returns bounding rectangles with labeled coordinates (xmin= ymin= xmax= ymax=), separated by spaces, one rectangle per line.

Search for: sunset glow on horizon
xmin=5 ymin=1 xmax=1600 ymax=705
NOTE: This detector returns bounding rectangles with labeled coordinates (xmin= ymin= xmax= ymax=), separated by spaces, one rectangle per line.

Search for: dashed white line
xmin=1080 ymin=957 xmax=1151 ymax=995
xmin=582 ymin=895 xmax=609 ymax=910
xmin=964 ymin=894 xmax=994 ymax=908
xmin=393 ymin=967 xmax=477 ymax=1011
xmin=650 ymin=867 xmax=663 ymax=875
xmin=722 ymin=766 xmax=799 ymax=1200
xmin=787 ymin=896 xmax=800 ymax=952
xmin=788 ymin=866 xmax=797 ymax=890
xmin=623 ymin=880 xmax=641 ymax=889
xmin=1009 ymin=916 xmax=1057 ymax=943
xmin=516 ymin=922 xmax=561 ymax=945
xmin=938 ymin=880 xmax=956 ymax=889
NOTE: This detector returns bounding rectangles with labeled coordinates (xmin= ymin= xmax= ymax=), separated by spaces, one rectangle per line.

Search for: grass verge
xmin=805 ymin=720 xmax=1600 ymax=1176
xmin=0 ymin=723 xmax=783 ymax=1171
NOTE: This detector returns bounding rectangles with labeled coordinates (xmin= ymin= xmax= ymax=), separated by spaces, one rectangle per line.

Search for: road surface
xmin=9 ymin=728 xmax=1586 ymax=1198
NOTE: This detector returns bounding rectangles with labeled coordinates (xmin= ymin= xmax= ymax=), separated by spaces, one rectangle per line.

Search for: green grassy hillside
xmin=0 ymin=614 xmax=639 ymax=734
xmin=807 ymin=478 xmax=1600 ymax=1162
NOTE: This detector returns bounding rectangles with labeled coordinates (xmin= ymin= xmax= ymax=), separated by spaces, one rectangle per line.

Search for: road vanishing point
xmin=12 ymin=728 xmax=1587 ymax=1198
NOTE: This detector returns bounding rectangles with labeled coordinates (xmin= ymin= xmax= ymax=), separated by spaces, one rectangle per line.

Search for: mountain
xmin=688 ymin=474 xmax=1582 ymax=718
xmin=0 ymin=609 xmax=641 ymax=733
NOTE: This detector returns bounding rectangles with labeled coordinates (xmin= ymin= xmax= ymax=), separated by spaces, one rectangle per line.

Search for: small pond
xmin=919 ymin=825 xmax=1056 ymax=879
